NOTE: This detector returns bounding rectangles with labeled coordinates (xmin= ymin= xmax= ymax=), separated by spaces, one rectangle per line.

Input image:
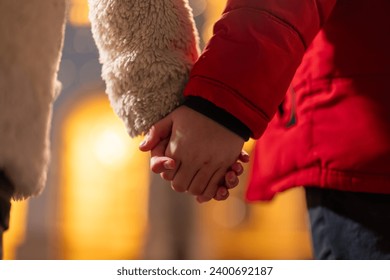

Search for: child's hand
xmin=142 ymin=132 xmax=249 ymax=202
xmin=140 ymin=106 xmax=246 ymax=203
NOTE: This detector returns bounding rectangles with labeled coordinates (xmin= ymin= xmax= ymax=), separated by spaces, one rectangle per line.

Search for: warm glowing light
xmin=93 ymin=129 xmax=129 ymax=166
xmin=59 ymin=94 xmax=149 ymax=259
xmin=69 ymin=0 xmax=90 ymax=26
xmin=202 ymin=1 xmax=226 ymax=42
xmin=3 ymin=200 xmax=29 ymax=260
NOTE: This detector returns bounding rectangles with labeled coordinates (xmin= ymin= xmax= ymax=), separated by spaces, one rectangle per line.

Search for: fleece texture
xmin=0 ymin=0 xmax=66 ymax=199
xmin=88 ymin=0 xmax=200 ymax=137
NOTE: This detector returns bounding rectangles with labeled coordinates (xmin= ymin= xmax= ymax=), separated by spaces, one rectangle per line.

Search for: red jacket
xmin=184 ymin=0 xmax=390 ymax=200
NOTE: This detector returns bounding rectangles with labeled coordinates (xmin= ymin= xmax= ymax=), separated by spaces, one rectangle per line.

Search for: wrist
xmin=183 ymin=96 xmax=251 ymax=141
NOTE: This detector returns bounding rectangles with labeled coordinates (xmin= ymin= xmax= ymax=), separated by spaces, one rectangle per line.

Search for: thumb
xmin=139 ymin=114 xmax=173 ymax=152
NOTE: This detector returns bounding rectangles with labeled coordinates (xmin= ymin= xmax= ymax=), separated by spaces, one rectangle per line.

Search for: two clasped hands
xmin=139 ymin=105 xmax=249 ymax=203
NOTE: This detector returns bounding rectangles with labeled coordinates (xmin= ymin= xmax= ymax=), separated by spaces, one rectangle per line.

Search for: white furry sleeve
xmin=88 ymin=0 xmax=200 ymax=137
xmin=0 ymin=0 xmax=66 ymax=199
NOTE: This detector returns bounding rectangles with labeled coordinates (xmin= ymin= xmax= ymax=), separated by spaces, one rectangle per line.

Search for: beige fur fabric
xmin=0 ymin=0 xmax=66 ymax=199
xmin=88 ymin=0 xmax=200 ymax=137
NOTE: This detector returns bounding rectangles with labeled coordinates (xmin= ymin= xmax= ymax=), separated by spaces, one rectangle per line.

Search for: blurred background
xmin=3 ymin=0 xmax=313 ymax=260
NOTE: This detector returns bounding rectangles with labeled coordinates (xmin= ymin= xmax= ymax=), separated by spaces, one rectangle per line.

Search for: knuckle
xmin=202 ymin=192 xmax=214 ymax=201
xmin=189 ymin=187 xmax=203 ymax=196
xmin=171 ymin=181 xmax=186 ymax=193
xmin=151 ymin=164 xmax=161 ymax=174
xmin=202 ymin=196 xmax=213 ymax=203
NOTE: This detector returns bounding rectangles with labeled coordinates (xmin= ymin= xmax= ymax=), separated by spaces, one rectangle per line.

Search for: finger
xmin=139 ymin=116 xmax=172 ymax=152
xmin=225 ymin=170 xmax=239 ymax=189
xmin=213 ymin=186 xmax=230 ymax=201
xmin=170 ymin=163 xmax=198 ymax=193
xmin=230 ymin=162 xmax=244 ymax=176
xmin=198 ymin=168 xmax=225 ymax=203
xmin=196 ymin=195 xmax=211 ymax=203
xmin=187 ymin=165 xmax=213 ymax=196
xmin=197 ymin=187 xmax=229 ymax=203
xmin=160 ymin=154 xmax=180 ymax=181
xmin=150 ymin=138 xmax=176 ymax=174
xmin=151 ymin=157 xmax=176 ymax=174
xmin=238 ymin=150 xmax=250 ymax=163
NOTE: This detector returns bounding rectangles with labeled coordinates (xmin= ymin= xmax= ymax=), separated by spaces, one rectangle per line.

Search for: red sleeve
xmin=183 ymin=0 xmax=337 ymax=138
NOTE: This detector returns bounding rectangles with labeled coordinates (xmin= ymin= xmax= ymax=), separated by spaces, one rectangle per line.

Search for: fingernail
xmin=139 ymin=140 xmax=146 ymax=147
xmin=139 ymin=131 xmax=150 ymax=147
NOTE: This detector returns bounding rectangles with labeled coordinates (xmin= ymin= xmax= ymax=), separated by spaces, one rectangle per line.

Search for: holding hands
xmin=139 ymin=106 xmax=249 ymax=203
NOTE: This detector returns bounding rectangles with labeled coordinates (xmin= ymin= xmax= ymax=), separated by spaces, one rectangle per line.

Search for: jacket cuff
xmin=184 ymin=96 xmax=251 ymax=141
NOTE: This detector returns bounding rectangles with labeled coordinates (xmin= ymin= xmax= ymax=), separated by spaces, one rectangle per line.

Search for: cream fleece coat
xmin=88 ymin=0 xmax=200 ymax=137
xmin=0 ymin=0 xmax=66 ymax=199
xmin=0 ymin=0 xmax=199 ymax=198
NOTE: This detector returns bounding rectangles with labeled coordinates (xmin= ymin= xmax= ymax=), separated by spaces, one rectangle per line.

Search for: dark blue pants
xmin=0 ymin=171 xmax=12 ymax=260
xmin=305 ymin=187 xmax=390 ymax=259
